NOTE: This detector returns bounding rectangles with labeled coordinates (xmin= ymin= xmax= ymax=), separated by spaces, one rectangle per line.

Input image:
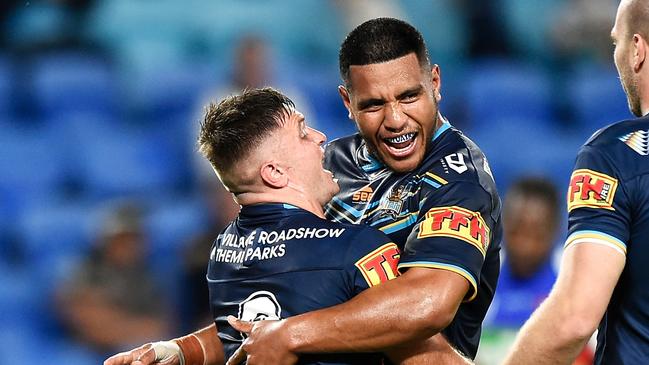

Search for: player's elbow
xmin=557 ymin=312 xmax=599 ymax=344
xmin=550 ymin=295 xmax=601 ymax=345
xmin=413 ymin=300 xmax=458 ymax=336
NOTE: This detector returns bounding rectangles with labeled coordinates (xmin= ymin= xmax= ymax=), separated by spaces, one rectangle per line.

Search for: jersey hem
xmin=397 ymin=261 xmax=478 ymax=302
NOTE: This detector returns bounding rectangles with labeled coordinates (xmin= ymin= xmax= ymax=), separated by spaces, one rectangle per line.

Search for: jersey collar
xmin=239 ymin=203 xmax=302 ymax=221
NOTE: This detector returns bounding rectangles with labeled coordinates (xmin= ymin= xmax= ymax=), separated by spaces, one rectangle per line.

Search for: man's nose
xmin=383 ymin=102 xmax=408 ymax=131
xmin=310 ymin=127 xmax=327 ymax=145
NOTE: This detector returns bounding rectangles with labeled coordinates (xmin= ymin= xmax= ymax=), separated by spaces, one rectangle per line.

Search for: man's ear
xmin=430 ymin=64 xmax=442 ymax=103
xmin=633 ymin=34 xmax=647 ymax=73
xmin=260 ymin=161 xmax=288 ymax=188
xmin=338 ymin=85 xmax=354 ymax=120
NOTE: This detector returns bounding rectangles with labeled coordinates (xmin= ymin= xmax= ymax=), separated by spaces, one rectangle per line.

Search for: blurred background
xmin=0 ymin=0 xmax=625 ymax=364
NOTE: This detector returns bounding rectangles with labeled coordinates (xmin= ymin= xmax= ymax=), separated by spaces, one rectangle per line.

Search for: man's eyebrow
xmin=396 ymin=85 xmax=423 ymax=99
xmin=357 ymin=97 xmax=385 ymax=110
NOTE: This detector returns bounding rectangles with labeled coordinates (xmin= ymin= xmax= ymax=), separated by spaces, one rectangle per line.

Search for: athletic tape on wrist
xmin=174 ymin=334 xmax=206 ymax=365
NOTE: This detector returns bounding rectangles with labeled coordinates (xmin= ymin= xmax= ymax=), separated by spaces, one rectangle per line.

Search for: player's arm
xmin=383 ymin=327 xmax=474 ymax=365
xmin=503 ymin=240 xmax=624 ymax=365
xmin=104 ymin=323 xmax=225 ymax=365
xmin=227 ymin=266 xmax=469 ymax=364
xmin=505 ymin=146 xmax=629 ymax=364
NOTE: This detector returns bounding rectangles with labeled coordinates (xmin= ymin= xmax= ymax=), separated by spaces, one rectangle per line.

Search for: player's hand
xmin=104 ymin=341 xmax=183 ymax=365
xmin=226 ymin=316 xmax=298 ymax=365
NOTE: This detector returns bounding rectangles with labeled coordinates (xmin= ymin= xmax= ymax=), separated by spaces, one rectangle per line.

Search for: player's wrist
xmin=147 ymin=341 xmax=185 ymax=365
xmin=174 ymin=334 xmax=206 ymax=365
xmin=281 ymin=317 xmax=305 ymax=354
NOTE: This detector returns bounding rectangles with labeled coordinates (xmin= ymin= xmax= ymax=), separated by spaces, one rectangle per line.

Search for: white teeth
xmin=386 ymin=133 xmax=415 ymax=144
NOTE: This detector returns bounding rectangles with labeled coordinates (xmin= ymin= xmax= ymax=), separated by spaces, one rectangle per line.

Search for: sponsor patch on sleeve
xmin=567 ymin=169 xmax=618 ymax=212
xmin=417 ymin=206 xmax=490 ymax=256
xmin=355 ymin=242 xmax=400 ymax=287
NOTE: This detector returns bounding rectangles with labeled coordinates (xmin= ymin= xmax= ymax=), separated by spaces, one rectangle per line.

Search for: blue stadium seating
xmin=499 ymin=0 xmax=562 ymax=61
xmin=18 ymin=200 xmax=98 ymax=324
xmin=567 ymin=64 xmax=632 ymax=129
xmin=467 ymin=60 xmax=553 ymax=125
xmin=4 ymin=2 xmax=73 ymax=48
xmin=0 ymin=56 xmax=13 ymax=118
xmin=0 ymin=263 xmax=41 ymax=329
xmin=0 ymin=323 xmax=103 ymax=365
xmin=59 ymin=117 xmax=187 ymax=199
xmin=465 ymin=117 xmax=583 ymax=192
xmin=145 ymin=196 xmax=209 ymax=256
xmin=398 ymin=0 xmax=469 ymax=66
xmin=29 ymin=53 xmax=120 ymax=118
xmin=0 ymin=123 xmax=68 ymax=216
xmin=126 ymin=61 xmax=215 ymax=119
xmin=18 ymin=201 xmax=98 ymax=265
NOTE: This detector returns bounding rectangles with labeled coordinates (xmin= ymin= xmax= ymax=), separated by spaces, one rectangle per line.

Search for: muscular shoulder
xmin=585 ymin=116 xmax=649 ymax=147
xmin=578 ymin=116 xmax=649 ymax=181
xmin=420 ymin=126 xmax=498 ymax=196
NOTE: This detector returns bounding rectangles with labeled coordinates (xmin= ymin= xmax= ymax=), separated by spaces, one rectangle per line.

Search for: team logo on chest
xmin=380 ymin=186 xmax=404 ymax=216
xmin=237 ymin=291 xmax=282 ymax=339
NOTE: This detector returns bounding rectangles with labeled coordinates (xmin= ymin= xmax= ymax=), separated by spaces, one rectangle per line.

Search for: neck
xmin=639 ymin=73 xmax=649 ymax=116
xmin=434 ymin=111 xmax=443 ymax=131
xmin=236 ymin=191 xmax=326 ymax=218
xmin=641 ymin=98 xmax=649 ymax=117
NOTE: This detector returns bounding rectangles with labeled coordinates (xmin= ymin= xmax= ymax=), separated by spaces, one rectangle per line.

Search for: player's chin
xmin=384 ymin=157 xmax=421 ymax=173
xmin=328 ymin=176 xmax=341 ymax=195
xmin=378 ymin=146 xmax=424 ymax=173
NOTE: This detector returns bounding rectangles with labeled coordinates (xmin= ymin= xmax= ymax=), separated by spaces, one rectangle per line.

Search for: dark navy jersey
xmin=323 ymin=120 xmax=502 ymax=359
xmin=565 ymin=115 xmax=649 ymax=364
xmin=207 ymin=203 xmax=400 ymax=365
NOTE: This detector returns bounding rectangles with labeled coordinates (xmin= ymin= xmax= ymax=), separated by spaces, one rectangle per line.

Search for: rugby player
xmin=104 ymin=88 xmax=462 ymax=365
xmin=503 ymin=1 xmax=649 ymax=363
xmin=227 ymin=18 xmax=501 ymax=364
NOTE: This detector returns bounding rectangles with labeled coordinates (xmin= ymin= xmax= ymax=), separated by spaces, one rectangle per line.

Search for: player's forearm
xmin=505 ymin=243 xmax=624 ymax=365
xmin=184 ymin=323 xmax=225 ymax=365
xmin=385 ymin=335 xmax=473 ymax=365
xmin=284 ymin=269 xmax=464 ymax=353
xmin=503 ymin=295 xmax=593 ymax=365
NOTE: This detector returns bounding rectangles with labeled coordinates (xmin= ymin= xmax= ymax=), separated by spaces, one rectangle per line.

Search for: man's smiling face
xmin=340 ymin=53 xmax=441 ymax=173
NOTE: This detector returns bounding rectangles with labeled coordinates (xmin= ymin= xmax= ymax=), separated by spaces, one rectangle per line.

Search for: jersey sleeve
xmin=343 ymin=226 xmax=401 ymax=295
xmin=565 ymin=146 xmax=631 ymax=256
xmin=398 ymin=181 xmax=496 ymax=301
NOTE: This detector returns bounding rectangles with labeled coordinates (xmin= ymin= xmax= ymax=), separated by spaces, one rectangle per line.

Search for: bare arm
xmin=228 ymin=267 xmax=469 ymax=364
xmin=285 ymin=267 xmax=468 ymax=352
xmin=385 ymin=334 xmax=473 ymax=365
xmin=104 ymin=323 xmax=224 ymax=365
xmin=503 ymin=242 xmax=625 ymax=365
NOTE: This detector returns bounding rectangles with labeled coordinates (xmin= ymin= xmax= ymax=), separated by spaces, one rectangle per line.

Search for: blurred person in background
xmin=57 ymin=201 xmax=171 ymax=356
xmin=208 ymin=34 xmax=315 ymax=127
xmin=505 ymin=0 xmax=649 ymax=363
xmin=477 ymin=178 xmax=593 ymax=364
xmin=489 ymin=177 xmax=560 ymax=328
xmin=180 ymin=181 xmax=239 ymax=332
xmin=550 ymin=0 xmax=618 ymax=65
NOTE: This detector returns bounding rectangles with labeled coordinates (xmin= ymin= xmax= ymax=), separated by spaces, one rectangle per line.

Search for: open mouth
xmin=381 ymin=132 xmax=418 ymax=158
